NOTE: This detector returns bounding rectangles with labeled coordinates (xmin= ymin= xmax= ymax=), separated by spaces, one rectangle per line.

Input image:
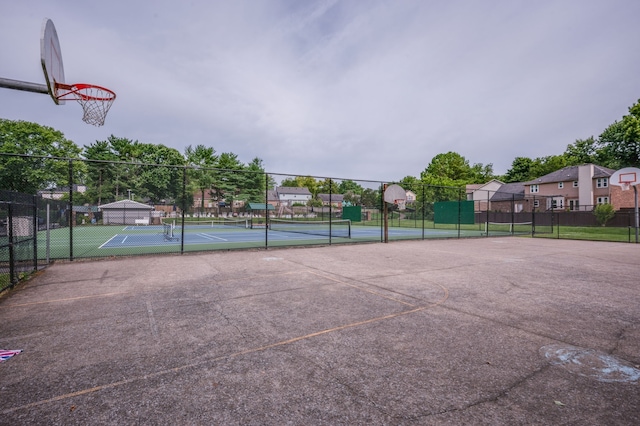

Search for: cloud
xmin=1 ymin=0 xmax=639 ymax=181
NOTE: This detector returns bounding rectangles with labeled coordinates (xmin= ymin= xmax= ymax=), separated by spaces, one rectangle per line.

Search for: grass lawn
xmin=534 ymin=225 xmax=637 ymax=243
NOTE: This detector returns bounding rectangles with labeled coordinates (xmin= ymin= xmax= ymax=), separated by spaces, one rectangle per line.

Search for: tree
xmin=84 ymin=136 xmax=184 ymax=204
xmin=278 ymin=176 xmax=319 ymax=196
xmin=501 ymin=155 xmax=567 ymax=183
xmin=211 ymin=152 xmax=245 ymax=213
xmin=185 ymin=145 xmax=218 ymax=214
xmin=241 ymin=157 xmax=268 ymax=203
xmin=419 ymin=152 xmax=477 ymax=202
xmin=360 ymin=187 xmax=380 ymax=208
xmin=564 ymin=137 xmax=599 ymax=165
xmin=338 ymin=179 xmax=363 ymax=195
xmin=83 ymin=140 xmax=120 ymax=204
xmin=598 ymin=100 xmax=640 ymax=169
xmin=317 ymin=178 xmax=337 ymax=195
xmin=593 ymin=203 xmax=615 ymax=226
xmin=502 ymin=157 xmax=535 ymax=183
xmin=0 ymin=119 xmax=82 ymax=194
xmin=134 ymin=143 xmax=184 ymax=203
xmin=398 ymin=175 xmax=420 ymax=192
xmin=530 ymin=155 xmax=568 ymax=178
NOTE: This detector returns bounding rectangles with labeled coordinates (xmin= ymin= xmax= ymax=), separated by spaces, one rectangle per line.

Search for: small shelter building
xmin=99 ymin=200 xmax=154 ymax=225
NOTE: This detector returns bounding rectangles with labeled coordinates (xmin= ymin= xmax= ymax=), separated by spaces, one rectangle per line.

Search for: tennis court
xmin=2 ymin=237 xmax=638 ymax=424
xmin=100 ymin=223 xmax=463 ymax=248
xmin=41 ymin=219 xmax=492 ymax=259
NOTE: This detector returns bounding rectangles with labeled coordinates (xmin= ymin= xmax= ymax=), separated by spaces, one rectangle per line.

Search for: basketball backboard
xmin=383 ymin=184 xmax=407 ymax=204
xmin=610 ymin=167 xmax=640 ymax=190
xmin=40 ymin=18 xmax=65 ymax=105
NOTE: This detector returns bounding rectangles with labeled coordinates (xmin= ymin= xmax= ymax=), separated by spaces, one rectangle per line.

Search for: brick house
xmin=317 ymin=193 xmax=344 ymax=208
xmin=523 ymin=164 xmax=615 ymax=211
xmin=468 ymin=164 xmax=634 ymax=213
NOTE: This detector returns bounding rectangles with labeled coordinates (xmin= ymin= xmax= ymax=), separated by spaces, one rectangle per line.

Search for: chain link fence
xmin=2 ymin=153 xmax=637 ymax=290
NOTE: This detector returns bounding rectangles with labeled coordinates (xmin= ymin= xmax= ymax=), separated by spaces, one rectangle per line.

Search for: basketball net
xmin=395 ymin=199 xmax=406 ymax=211
xmin=56 ymin=83 xmax=116 ymax=126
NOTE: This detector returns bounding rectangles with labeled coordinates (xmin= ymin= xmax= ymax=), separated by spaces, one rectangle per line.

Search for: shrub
xmin=593 ymin=203 xmax=615 ymax=226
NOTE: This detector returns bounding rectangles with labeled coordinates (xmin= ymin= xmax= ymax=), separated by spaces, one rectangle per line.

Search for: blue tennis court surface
xmin=98 ymin=224 xmax=463 ymax=249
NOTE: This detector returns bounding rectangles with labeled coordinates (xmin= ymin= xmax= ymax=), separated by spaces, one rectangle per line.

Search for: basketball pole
xmin=383 ymin=184 xmax=389 ymax=243
xmin=634 ymin=185 xmax=638 ymax=244
xmin=0 ymin=77 xmax=48 ymax=94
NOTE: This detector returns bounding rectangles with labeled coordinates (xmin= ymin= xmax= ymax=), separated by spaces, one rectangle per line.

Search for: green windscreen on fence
xmin=342 ymin=205 xmax=362 ymax=222
xmin=434 ymin=200 xmax=474 ymax=225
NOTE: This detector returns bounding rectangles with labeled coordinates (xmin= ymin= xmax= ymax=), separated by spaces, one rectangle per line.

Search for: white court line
xmin=121 ymin=236 xmax=128 ymax=244
xmin=198 ymin=233 xmax=227 ymax=241
xmin=99 ymin=235 xmax=118 ymax=249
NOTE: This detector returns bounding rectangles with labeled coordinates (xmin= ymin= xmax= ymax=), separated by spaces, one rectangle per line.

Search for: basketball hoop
xmin=55 ymin=83 xmax=116 ymax=126
xmin=395 ymin=199 xmax=406 ymax=211
xmin=621 ymin=182 xmax=631 ymax=191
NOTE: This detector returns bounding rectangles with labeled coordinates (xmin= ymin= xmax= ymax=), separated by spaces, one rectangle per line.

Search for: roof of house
xmin=98 ymin=199 xmax=153 ymax=210
xmin=466 ymin=179 xmax=505 ymax=194
xmin=267 ymin=190 xmax=278 ymax=201
xmin=317 ymin=193 xmax=344 ymax=202
xmin=490 ymin=182 xmax=526 ymax=201
xmin=276 ymin=186 xmax=312 ymax=196
xmin=73 ymin=205 xmax=100 ymax=213
xmin=524 ymin=164 xmax=615 ymax=185
xmin=247 ymin=203 xmax=275 ymax=211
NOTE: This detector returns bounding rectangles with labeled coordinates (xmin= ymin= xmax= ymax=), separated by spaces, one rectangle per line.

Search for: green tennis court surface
xmin=40 ymin=222 xmax=495 ymax=259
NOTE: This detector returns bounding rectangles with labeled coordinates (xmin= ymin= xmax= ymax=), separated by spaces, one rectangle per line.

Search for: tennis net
xmin=484 ymin=221 xmax=532 ymax=234
xmin=162 ymin=218 xmax=249 ymax=230
xmin=269 ymin=219 xmax=351 ymax=238
xmin=163 ymin=222 xmax=177 ymax=240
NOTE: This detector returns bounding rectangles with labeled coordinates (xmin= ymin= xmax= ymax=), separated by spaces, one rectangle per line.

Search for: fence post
xmin=532 ymin=196 xmax=536 ymax=237
xmin=46 ymin=202 xmax=51 ymax=264
xmin=180 ymin=167 xmax=186 ymax=254
xmin=33 ymin=195 xmax=38 ymax=272
xmin=486 ymin=189 xmax=490 ymax=237
xmin=329 ymin=181 xmax=333 ymax=245
xmin=382 ymin=184 xmax=388 ymax=243
xmin=421 ymin=184 xmax=425 ymax=240
xmin=265 ymin=172 xmax=269 ymax=249
xmin=69 ymin=160 xmax=74 ymax=261
xmin=457 ymin=188 xmax=461 ymax=239
xmin=8 ymin=203 xmax=16 ymax=287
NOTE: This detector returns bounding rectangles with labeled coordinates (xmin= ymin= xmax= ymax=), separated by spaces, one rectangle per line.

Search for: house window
xmin=569 ymin=200 xmax=579 ymax=211
xmin=558 ymin=182 xmax=564 ymax=189
xmin=573 ymin=181 xmax=578 ymax=188
xmin=596 ymin=197 xmax=609 ymax=204
xmin=551 ymin=198 xmax=564 ymax=209
xmin=533 ymin=200 xmax=540 ymax=208
xmin=596 ymin=178 xmax=608 ymax=188
xmin=530 ymin=184 xmax=539 ymax=193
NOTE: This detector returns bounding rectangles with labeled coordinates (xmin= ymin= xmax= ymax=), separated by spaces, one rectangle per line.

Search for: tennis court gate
xmin=0 ymin=190 xmax=68 ymax=292
xmin=0 ymin=190 xmax=40 ymax=292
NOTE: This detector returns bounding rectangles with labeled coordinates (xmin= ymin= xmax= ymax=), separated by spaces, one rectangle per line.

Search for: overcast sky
xmin=1 ymin=0 xmax=639 ymax=182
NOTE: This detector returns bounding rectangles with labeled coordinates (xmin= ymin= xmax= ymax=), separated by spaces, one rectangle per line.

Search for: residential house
xmin=276 ymin=186 xmax=312 ymax=206
xmin=466 ymin=179 xmax=504 ymax=211
xmin=523 ymin=164 xmax=615 ymax=211
xmin=317 ymin=193 xmax=344 ymax=208
xmin=267 ymin=190 xmax=279 ymax=209
xmin=488 ymin=182 xmax=526 ymax=212
xmin=39 ymin=185 xmax=87 ymax=200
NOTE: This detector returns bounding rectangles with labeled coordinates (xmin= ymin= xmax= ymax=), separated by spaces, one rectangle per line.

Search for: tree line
xmin=1 ymin=98 xmax=638 ymax=207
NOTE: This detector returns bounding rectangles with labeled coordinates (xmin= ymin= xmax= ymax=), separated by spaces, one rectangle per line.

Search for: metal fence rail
xmin=1 ymin=153 xmax=638 ymax=290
